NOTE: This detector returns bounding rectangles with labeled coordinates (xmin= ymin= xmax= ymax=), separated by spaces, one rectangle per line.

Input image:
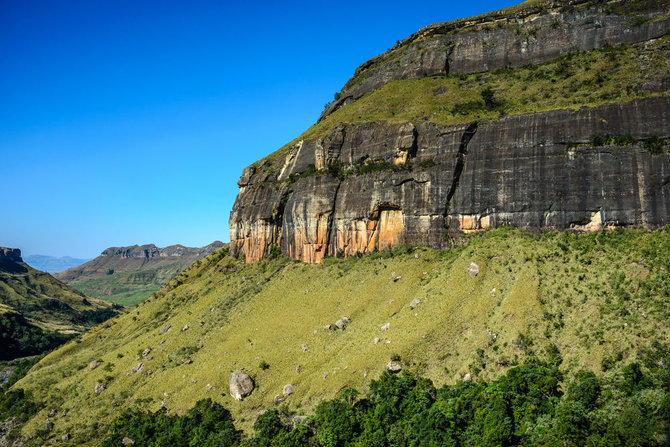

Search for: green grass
xmin=70 ymin=278 xmax=162 ymax=307
xmin=254 ymin=37 xmax=670 ymax=171
xmin=11 ymin=228 xmax=670 ymax=445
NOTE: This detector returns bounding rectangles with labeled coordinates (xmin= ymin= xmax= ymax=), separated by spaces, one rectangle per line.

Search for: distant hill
xmin=23 ymin=254 xmax=91 ymax=273
xmin=55 ymin=242 xmax=225 ymax=306
xmin=0 ymin=247 xmax=118 ymax=361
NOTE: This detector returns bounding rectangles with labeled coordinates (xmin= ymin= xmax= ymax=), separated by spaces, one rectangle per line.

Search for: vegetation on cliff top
xmin=8 ymin=227 xmax=670 ymax=444
xmin=255 ymin=33 xmax=670 ymax=170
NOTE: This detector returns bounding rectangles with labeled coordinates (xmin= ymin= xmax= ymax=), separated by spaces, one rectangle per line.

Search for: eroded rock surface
xmin=231 ymin=97 xmax=670 ymax=263
xmin=229 ymin=371 xmax=254 ymax=400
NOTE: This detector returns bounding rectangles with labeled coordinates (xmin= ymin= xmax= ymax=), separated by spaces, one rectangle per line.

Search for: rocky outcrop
xmin=100 ymin=242 xmax=224 ymax=259
xmin=231 ymin=97 xmax=670 ymax=263
xmin=230 ymin=0 xmax=670 ymax=264
xmin=0 ymin=248 xmax=22 ymax=263
xmin=320 ymin=0 xmax=670 ymax=120
xmin=229 ymin=371 xmax=254 ymax=400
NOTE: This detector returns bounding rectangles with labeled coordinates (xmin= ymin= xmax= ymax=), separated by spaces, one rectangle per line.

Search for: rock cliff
xmin=230 ymin=0 xmax=670 ymax=263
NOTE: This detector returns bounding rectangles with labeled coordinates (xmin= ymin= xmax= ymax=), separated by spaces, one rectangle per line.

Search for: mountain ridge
xmin=56 ymin=241 xmax=225 ymax=306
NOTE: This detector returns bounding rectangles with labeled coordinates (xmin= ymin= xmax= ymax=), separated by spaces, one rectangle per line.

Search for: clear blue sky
xmin=1 ymin=0 xmax=517 ymax=258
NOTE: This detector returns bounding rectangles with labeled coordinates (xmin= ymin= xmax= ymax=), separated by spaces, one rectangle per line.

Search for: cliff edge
xmin=230 ymin=0 xmax=670 ymax=263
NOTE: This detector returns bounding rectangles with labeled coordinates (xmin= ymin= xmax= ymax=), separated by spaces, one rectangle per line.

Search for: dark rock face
xmin=320 ymin=1 xmax=670 ymax=120
xmin=0 ymin=248 xmax=22 ymax=263
xmin=100 ymin=242 xmax=224 ymax=259
xmin=230 ymin=1 xmax=670 ymax=264
xmin=230 ymin=97 xmax=670 ymax=263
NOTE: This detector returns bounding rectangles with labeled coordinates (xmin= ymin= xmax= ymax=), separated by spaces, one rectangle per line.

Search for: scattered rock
xmin=62 ymin=433 xmax=70 ymax=442
xmin=229 ymin=371 xmax=254 ymax=400
xmin=94 ymin=383 xmax=105 ymax=393
xmin=385 ymin=361 xmax=402 ymax=373
xmin=335 ymin=319 xmax=347 ymax=330
xmin=295 ymin=365 xmax=301 ymax=374
xmin=323 ymin=373 xmax=328 ymax=379
xmin=410 ymin=299 xmax=420 ymax=308
xmin=184 ymin=359 xmax=192 ymax=365
xmin=182 ymin=325 xmax=189 ymax=331
xmin=386 ymin=341 xmax=391 ymax=344
xmin=323 ymin=324 xmax=332 ymax=330
xmin=142 ymin=349 xmax=151 ymax=358
xmin=48 ymin=409 xmax=56 ymax=417
xmin=467 ymin=262 xmax=480 ymax=278
xmin=89 ymin=360 xmax=101 ymax=370
xmin=313 ymin=330 xmax=318 ymax=335
xmin=146 ymin=356 xmax=153 ymax=361
xmin=122 ymin=436 xmax=136 ymax=446
xmin=391 ymin=272 xmax=402 ymax=282
xmin=381 ymin=323 xmax=390 ymax=332
xmin=292 ymin=415 xmax=307 ymax=426
xmin=283 ymin=384 xmax=296 ymax=396
xmin=159 ymin=325 xmax=171 ymax=335
xmin=462 ymin=373 xmax=472 ymax=382
xmin=44 ymin=419 xmax=54 ymax=432
xmin=274 ymin=395 xmax=284 ymax=405
xmin=374 ymin=337 xmax=380 ymax=345
xmin=301 ymin=344 xmax=309 ymax=352
xmin=131 ymin=363 xmax=144 ymax=374
xmin=486 ymin=330 xmax=498 ymax=343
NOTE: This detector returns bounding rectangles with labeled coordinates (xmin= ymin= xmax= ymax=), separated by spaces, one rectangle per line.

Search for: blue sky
xmin=1 ymin=0 xmax=517 ymax=258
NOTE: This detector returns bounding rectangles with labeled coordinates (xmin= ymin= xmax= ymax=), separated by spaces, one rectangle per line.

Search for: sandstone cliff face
xmin=320 ymin=0 xmax=670 ymax=120
xmin=231 ymin=97 xmax=670 ymax=263
xmin=230 ymin=0 xmax=670 ymax=264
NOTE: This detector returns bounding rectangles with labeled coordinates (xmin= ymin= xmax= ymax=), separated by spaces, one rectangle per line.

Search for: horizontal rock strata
xmin=230 ymin=97 xmax=670 ymax=263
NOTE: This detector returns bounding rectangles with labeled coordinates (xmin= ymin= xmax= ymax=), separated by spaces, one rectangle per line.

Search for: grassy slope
xmin=0 ymin=263 xmax=115 ymax=334
xmin=255 ymin=33 xmax=670 ymax=169
xmin=13 ymin=228 xmax=670 ymax=444
xmin=57 ymin=257 xmax=199 ymax=307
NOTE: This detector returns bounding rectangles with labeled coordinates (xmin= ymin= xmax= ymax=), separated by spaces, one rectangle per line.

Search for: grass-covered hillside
xmin=10 ymin=228 xmax=670 ymax=445
xmin=56 ymin=243 xmax=224 ymax=307
xmin=0 ymin=259 xmax=118 ymax=361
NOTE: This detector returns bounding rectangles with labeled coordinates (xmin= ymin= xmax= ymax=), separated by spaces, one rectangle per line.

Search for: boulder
xmin=323 ymin=324 xmax=332 ymax=330
xmin=385 ymin=361 xmax=402 ymax=373
xmin=462 ymin=373 xmax=472 ymax=382
xmin=295 ymin=365 xmax=301 ymax=374
xmin=122 ymin=436 xmax=136 ymax=446
xmin=467 ymin=262 xmax=479 ymax=278
xmin=159 ymin=324 xmax=171 ymax=334
xmin=335 ymin=319 xmax=348 ymax=330
xmin=44 ymin=419 xmax=53 ymax=433
xmin=89 ymin=360 xmax=101 ymax=370
xmin=131 ymin=363 xmax=144 ymax=374
xmin=94 ymin=383 xmax=105 ymax=393
xmin=381 ymin=323 xmax=390 ymax=332
xmin=301 ymin=344 xmax=309 ymax=352
xmin=410 ymin=299 xmax=420 ymax=308
xmin=283 ymin=384 xmax=296 ymax=396
xmin=273 ymin=395 xmax=284 ymax=404
xmin=142 ymin=348 xmax=151 ymax=357
xmin=229 ymin=371 xmax=254 ymax=400
xmin=62 ymin=433 xmax=70 ymax=442
xmin=374 ymin=337 xmax=380 ymax=345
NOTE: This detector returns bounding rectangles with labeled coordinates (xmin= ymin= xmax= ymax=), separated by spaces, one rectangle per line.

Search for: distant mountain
xmin=0 ymin=247 xmax=119 ymax=361
xmin=55 ymin=241 xmax=225 ymax=306
xmin=23 ymin=254 xmax=91 ymax=273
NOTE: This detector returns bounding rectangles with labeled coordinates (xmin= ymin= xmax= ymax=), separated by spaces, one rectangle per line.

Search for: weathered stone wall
xmin=230 ymin=97 xmax=670 ymax=263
